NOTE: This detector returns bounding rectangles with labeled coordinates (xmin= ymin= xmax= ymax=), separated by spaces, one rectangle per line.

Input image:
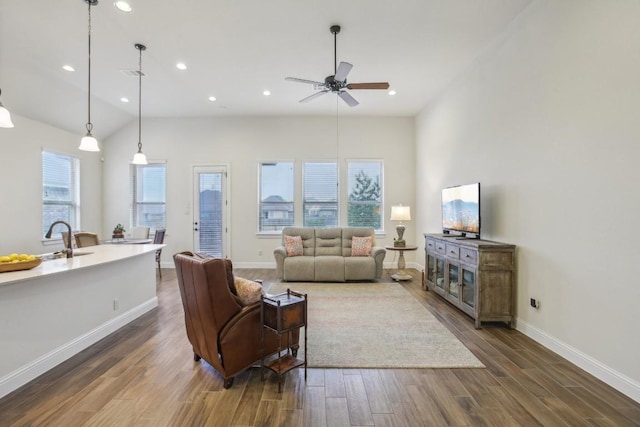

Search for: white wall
xmin=102 ymin=115 xmax=415 ymax=267
xmin=0 ymin=114 xmax=103 ymax=255
xmin=415 ymin=0 xmax=640 ymax=401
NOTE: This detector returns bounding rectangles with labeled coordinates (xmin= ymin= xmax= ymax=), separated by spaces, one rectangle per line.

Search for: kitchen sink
xmin=73 ymin=252 xmax=93 ymax=257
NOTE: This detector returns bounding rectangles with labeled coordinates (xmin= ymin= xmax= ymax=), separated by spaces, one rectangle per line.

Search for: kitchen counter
xmin=0 ymin=243 xmax=163 ymax=287
xmin=0 ymin=243 xmax=164 ymax=398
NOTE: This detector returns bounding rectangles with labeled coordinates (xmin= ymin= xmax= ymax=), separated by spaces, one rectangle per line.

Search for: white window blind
xmin=259 ymin=162 xmax=294 ymax=232
xmin=197 ymin=171 xmax=224 ymax=257
xmin=42 ymin=151 xmax=80 ymax=237
xmin=303 ymin=162 xmax=338 ymax=227
xmin=131 ymin=162 xmax=166 ymax=231
xmin=347 ymin=161 xmax=383 ymax=231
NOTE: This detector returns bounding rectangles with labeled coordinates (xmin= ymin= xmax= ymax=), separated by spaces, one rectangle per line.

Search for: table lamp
xmin=390 ymin=205 xmax=411 ymax=247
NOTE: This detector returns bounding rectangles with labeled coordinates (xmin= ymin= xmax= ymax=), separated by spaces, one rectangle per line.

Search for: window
xmin=303 ymin=162 xmax=338 ymax=227
xmin=42 ymin=151 xmax=80 ymax=237
xmin=347 ymin=161 xmax=383 ymax=231
xmin=131 ymin=162 xmax=166 ymax=231
xmin=259 ymin=162 xmax=294 ymax=233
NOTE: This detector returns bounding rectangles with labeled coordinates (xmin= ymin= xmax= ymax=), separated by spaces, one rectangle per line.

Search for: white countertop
xmin=0 ymin=243 xmax=164 ymax=287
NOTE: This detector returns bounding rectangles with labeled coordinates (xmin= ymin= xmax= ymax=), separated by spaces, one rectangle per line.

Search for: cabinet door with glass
xmin=427 ymin=254 xmax=446 ymax=296
xmin=446 ymin=262 xmax=460 ymax=305
xmin=459 ymin=264 xmax=477 ymax=317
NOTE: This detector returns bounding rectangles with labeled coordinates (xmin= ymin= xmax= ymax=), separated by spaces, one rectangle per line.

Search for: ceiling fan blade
xmin=347 ymin=82 xmax=390 ymax=90
xmin=299 ymin=90 xmax=329 ymax=103
xmin=338 ymin=90 xmax=359 ymax=107
xmin=285 ymin=77 xmax=325 ymax=86
xmin=334 ymin=62 xmax=353 ymax=82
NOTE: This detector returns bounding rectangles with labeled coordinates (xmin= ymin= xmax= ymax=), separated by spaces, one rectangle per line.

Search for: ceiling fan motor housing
xmin=324 ymin=75 xmax=346 ymax=92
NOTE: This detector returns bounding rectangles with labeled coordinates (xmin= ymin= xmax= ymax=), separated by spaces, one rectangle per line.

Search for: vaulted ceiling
xmin=0 ymin=0 xmax=532 ymax=139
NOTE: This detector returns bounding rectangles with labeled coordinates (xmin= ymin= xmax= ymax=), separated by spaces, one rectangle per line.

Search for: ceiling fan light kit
xmin=285 ymin=24 xmax=390 ymax=107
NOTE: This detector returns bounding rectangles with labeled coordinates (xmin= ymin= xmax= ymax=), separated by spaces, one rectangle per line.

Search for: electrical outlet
xmin=258 ymin=250 xmax=263 ymax=256
xmin=113 ymin=299 xmax=119 ymax=310
xmin=530 ymin=298 xmax=539 ymax=309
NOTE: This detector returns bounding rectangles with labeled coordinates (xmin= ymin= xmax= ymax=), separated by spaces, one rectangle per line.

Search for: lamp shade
xmin=132 ymin=151 xmax=147 ymax=165
xmin=390 ymin=205 xmax=411 ymax=222
xmin=0 ymin=101 xmax=14 ymax=128
xmin=79 ymin=133 xmax=100 ymax=151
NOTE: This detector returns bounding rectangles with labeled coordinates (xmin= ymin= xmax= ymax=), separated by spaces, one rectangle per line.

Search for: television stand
xmin=424 ymin=233 xmax=515 ymax=328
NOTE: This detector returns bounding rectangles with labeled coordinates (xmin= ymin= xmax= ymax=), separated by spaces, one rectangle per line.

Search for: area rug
xmin=267 ymin=282 xmax=484 ymax=369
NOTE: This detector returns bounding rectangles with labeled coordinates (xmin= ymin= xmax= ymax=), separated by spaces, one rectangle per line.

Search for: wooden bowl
xmin=0 ymin=258 xmax=43 ymax=273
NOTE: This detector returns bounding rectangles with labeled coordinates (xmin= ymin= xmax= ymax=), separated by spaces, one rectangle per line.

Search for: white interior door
xmin=193 ymin=166 xmax=229 ymax=257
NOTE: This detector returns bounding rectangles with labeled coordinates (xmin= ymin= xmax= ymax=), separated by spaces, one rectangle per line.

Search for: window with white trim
xmin=42 ymin=150 xmax=80 ymax=237
xmin=347 ymin=160 xmax=383 ymax=231
xmin=303 ymin=161 xmax=338 ymax=227
xmin=131 ymin=161 xmax=166 ymax=231
xmin=259 ymin=162 xmax=294 ymax=233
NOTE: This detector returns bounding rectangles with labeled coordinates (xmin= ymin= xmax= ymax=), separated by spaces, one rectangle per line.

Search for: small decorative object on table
xmin=112 ymin=224 xmax=125 ymax=240
xmin=261 ymin=289 xmax=307 ymax=393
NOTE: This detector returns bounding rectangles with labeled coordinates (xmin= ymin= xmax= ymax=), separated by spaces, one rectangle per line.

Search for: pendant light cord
xmin=86 ymin=1 xmax=93 ymax=133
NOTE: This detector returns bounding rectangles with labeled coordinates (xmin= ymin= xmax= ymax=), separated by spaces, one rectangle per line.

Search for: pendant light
xmin=78 ymin=0 xmax=100 ymax=152
xmin=0 ymin=89 xmax=14 ymax=128
xmin=131 ymin=43 xmax=148 ymax=165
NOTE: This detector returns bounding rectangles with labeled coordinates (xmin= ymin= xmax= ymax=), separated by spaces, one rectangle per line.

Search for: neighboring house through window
xmin=259 ymin=162 xmax=294 ymax=233
xmin=42 ymin=150 xmax=80 ymax=238
xmin=131 ymin=161 xmax=166 ymax=232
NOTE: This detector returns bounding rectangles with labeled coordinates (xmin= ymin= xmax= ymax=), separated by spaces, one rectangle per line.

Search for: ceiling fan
xmin=285 ymin=25 xmax=390 ymax=107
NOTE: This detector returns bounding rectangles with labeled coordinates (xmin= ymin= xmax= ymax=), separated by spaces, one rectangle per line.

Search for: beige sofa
xmin=274 ymin=227 xmax=386 ymax=282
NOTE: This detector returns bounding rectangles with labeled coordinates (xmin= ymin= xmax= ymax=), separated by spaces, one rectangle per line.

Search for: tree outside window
xmin=347 ymin=161 xmax=383 ymax=231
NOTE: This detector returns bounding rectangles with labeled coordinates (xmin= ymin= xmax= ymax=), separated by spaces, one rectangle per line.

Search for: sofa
xmin=274 ymin=227 xmax=386 ymax=282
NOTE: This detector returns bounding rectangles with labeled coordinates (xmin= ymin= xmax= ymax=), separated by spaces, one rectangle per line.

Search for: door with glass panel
xmin=193 ymin=166 xmax=228 ymax=258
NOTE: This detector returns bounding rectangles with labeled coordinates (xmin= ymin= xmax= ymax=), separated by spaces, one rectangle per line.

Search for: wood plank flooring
xmin=1 ymin=268 xmax=638 ymax=426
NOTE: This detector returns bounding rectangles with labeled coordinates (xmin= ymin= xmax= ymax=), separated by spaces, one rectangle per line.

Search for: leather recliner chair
xmin=173 ymin=251 xmax=299 ymax=388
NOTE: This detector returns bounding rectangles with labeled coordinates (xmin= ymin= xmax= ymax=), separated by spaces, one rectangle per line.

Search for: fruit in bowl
xmin=0 ymin=253 xmax=42 ymax=272
xmin=0 ymin=253 xmax=38 ymax=263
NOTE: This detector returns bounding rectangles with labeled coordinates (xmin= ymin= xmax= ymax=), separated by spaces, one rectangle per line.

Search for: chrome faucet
xmin=45 ymin=220 xmax=73 ymax=258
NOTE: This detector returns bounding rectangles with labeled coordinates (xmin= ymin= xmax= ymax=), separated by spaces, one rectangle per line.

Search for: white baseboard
xmin=516 ymin=318 xmax=640 ymax=404
xmin=0 ymin=298 xmax=158 ymax=399
xmin=162 ymin=261 xmax=427 ymax=271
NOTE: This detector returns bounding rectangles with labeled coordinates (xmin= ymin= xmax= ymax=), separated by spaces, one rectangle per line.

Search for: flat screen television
xmin=441 ymin=182 xmax=481 ymax=238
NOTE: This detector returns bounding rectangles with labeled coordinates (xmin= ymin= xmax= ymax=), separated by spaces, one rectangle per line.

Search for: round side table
xmin=384 ymin=245 xmax=418 ymax=281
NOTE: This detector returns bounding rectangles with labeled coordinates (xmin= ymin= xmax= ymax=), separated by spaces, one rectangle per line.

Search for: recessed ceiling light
xmin=176 ymin=62 xmax=187 ymax=70
xmin=114 ymin=1 xmax=133 ymax=13
xmin=62 ymin=65 xmax=75 ymax=72
xmin=263 ymin=90 xmax=271 ymax=96
xmin=388 ymin=90 xmax=397 ymax=96
xmin=208 ymin=96 xmax=217 ymax=102
xmin=120 ymin=97 xmax=129 ymax=103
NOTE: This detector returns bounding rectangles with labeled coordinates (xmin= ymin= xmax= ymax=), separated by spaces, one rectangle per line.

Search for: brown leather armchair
xmin=173 ymin=251 xmax=299 ymax=388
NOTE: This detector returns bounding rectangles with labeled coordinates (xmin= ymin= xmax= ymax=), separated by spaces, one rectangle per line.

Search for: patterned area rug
xmin=267 ymin=282 xmax=485 ymax=369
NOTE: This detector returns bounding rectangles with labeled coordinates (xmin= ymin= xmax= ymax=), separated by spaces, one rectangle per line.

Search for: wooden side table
xmin=385 ymin=245 xmax=418 ymax=281
xmin=261 ymin=289 xmax=307 ymax=393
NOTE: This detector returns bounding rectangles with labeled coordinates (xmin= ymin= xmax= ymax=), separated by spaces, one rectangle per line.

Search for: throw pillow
xmin=351 ymin=236 xmax=373 ymax=257
xmin=284 ymin=235 xmax=304 ymax=257
xmin=234 ymin=277 xmax=265 ymax=305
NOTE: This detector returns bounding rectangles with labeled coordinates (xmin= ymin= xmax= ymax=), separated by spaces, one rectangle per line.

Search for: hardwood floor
xmin=1 ymin=268 xmax=638 ymax=426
